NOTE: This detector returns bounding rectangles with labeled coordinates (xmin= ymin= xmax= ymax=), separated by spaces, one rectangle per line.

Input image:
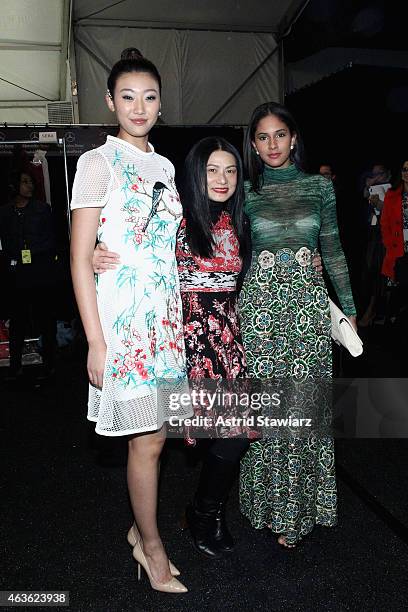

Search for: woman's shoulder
xmin=154 ymin=151 xmax=175 ymax=176
xmin=300 ymin=173 xmax=335 ymax=196
xmin=385 ymin=184 xmax=402 ymax=199
xmin=298 ymin=171 xmax=326 ymax=185
xmin=383 ymin=185 xmax=403 ymax=212
xmin=75 ymin=145 xmax=111 ymax=176
xmin=76 ymin=145 xmax=109 ymax=166
xmin=30 ymin=199 xmax=52 ymax=213
xmin=0 ymin=202 xmax=13 ymax=219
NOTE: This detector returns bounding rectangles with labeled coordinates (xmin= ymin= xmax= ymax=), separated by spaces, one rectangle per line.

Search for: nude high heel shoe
xmin=127 ymin=524 xmax=180 ymax=576
xmin=132 ymin=540 xmax=188 ymax=594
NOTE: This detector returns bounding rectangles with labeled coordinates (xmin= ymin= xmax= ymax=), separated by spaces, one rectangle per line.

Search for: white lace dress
xmin=70 ymin=135 xmax=191 ymax=435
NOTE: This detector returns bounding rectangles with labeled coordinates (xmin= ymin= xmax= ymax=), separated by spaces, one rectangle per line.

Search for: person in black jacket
xmin=0 ymin=170 xmax=58 ymax=378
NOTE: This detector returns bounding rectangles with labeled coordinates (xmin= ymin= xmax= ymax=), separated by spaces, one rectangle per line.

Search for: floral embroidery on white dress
xmin=71 ymin=136 xmax=191 ymax=435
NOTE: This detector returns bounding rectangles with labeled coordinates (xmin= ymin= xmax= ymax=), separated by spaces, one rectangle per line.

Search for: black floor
xmin=1 ymin=325 xmax=408 ymax=612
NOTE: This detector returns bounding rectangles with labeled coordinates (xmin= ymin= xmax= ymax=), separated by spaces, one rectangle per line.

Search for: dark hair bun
xmin=120 ymin=48 xmax=143 ymax=61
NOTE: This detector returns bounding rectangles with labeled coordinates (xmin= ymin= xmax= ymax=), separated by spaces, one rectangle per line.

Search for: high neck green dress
xmin=239 ymin=165 xmax=356 ymax=545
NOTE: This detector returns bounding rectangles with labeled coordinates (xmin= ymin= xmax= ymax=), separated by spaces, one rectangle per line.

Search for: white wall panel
xmin=0 ymin=105 xmax=47 ymax=123
xmin=0 ymin=51 xmax=60 ymax=102
xmin=0 ymin=0 xmax=63 ymax=45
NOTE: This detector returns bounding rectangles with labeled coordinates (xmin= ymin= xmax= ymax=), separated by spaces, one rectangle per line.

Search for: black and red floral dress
xmin=176 ymin=205 xmax=249 ymax=440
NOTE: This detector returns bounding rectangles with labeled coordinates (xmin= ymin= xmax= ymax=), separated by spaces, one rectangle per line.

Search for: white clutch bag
xmin=329 ymin=299 xmax=363 ymax=357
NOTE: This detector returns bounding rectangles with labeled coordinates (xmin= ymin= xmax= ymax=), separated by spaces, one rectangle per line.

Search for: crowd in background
xmin=318 ymin=160 xmax=408 ymax=338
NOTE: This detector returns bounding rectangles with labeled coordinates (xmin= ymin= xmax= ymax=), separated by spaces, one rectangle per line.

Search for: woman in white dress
xmin=70 ymin=48 xmax=189 ymax=593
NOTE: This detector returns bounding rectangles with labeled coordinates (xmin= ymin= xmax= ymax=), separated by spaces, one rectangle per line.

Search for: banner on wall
xmin=0 ymin=126 xmax=119 ymax=157
xmin=0 ymin=125 xmax=246 ymax=163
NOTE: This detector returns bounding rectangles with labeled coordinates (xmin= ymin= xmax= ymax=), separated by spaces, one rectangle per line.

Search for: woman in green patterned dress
xmin=239 ymin=102 xmax=357 ymax=547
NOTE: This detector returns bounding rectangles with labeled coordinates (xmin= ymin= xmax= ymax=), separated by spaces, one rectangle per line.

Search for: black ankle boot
xmin=183 ymin=450 xmax=242 ymax=557
xmin=214 ymin=503 xmax=234 ymax=552
xmin=184 ymin=498 xmax=224 ymax=558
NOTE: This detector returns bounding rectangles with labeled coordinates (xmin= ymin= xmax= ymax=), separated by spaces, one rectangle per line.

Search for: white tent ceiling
xmin=73 ymin=0 xmax=307 ymax=34
xmin=0 ymin=0 xmax=71 ymax=124
xmin=73 ymin=0 xmax=309 ymax=125
xmin=0 ymin=0 xmax=310 ymax=126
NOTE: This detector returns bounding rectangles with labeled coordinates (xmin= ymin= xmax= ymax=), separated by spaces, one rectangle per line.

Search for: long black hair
xmin=107 ymin=48 xmax=162 ymax=96
xmin=181 ymin=137 xmax=248 ymax=259
xmin=244 ymin=101 xmax=306 ymax=193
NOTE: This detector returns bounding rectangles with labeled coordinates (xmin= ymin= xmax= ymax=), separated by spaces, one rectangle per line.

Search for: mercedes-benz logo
xmin=30 ymin=131 xmax=39 ymax=141
xmin=0 ymin=132 xmax=5 ymax=142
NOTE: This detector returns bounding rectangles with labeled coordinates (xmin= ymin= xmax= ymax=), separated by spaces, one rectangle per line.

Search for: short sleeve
xmin=70 ymin=149 xmax=112 ymax=210
xmin=166 ymin=158 xmax=176 ymax=178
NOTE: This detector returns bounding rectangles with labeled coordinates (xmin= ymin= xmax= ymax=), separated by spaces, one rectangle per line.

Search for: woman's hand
xmin=348 ymin=315 xmax=358 ymax=332
xmin=93 ymin=241 xmax=121 ymax=274
xmin=312 ymin=253 xmax=323 ymax=273
xmin=87 ymin=339 xmax=107 ymax=389
xmin=368 ymin=193 xmax=380 ymax=206
xmin=368 ymin=193 xmax=384 ymax=212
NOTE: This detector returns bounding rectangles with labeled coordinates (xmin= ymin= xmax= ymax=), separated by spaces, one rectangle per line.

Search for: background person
xmin=359 ymin=162 xmax=391 ymax=326
xmin=319 ymin=163 xmax=336 ymax=183
xmin=0 ymin=170 xmax=57 ymax=380
xmin=380 ymin=160 xmax=408 ymax=365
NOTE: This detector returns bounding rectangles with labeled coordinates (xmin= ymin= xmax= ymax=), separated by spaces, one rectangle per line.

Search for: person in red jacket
xmin=380 ymin=161 xmax=408 ymax=329
xmin=381 ymin=161 xmax=408 ymax=281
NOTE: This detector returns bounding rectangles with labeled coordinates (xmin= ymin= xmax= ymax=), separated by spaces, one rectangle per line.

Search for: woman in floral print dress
xmin=176 ymin=137 xmax=252 ymax=558
xmin=70 ymin=49 xmax=188 ymax=593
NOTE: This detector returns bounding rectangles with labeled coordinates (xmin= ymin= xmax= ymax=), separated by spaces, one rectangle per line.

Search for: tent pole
xmin=278 ymin=42 xmax=285 ymax=103
xmin=74 ymin=37 xmax=111 ymax=74
xmin=62 ymin=137 xmax=71 ymax=237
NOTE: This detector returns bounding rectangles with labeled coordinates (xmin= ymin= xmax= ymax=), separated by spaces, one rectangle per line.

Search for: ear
xmin=105 ymin=94 xmax=115 ymax=113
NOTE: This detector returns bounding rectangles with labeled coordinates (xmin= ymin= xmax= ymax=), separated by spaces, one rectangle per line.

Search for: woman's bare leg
xmin=127 ymin=426 xmax=172 ymax=583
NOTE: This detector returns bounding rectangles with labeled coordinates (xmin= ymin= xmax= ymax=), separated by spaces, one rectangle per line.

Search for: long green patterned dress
xmin=239 ymin=164 xmax=356 ymax=545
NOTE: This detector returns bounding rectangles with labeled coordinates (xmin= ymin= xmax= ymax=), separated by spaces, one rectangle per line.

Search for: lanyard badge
xmin=21 ymin=249 xmax=32 ymax=264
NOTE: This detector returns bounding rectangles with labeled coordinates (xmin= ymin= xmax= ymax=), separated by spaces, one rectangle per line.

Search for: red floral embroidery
xmin=208 ymin=314 xmax=220 ymax=332
xmin=221 ymin=326 xmax=233 ymax=344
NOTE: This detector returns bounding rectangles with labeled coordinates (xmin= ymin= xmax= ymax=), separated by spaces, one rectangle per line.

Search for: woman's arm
xmin=318 ymin=178 xmax=357 ymax=326
xmin=70 ymin=207 xmax=106 ymax=388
